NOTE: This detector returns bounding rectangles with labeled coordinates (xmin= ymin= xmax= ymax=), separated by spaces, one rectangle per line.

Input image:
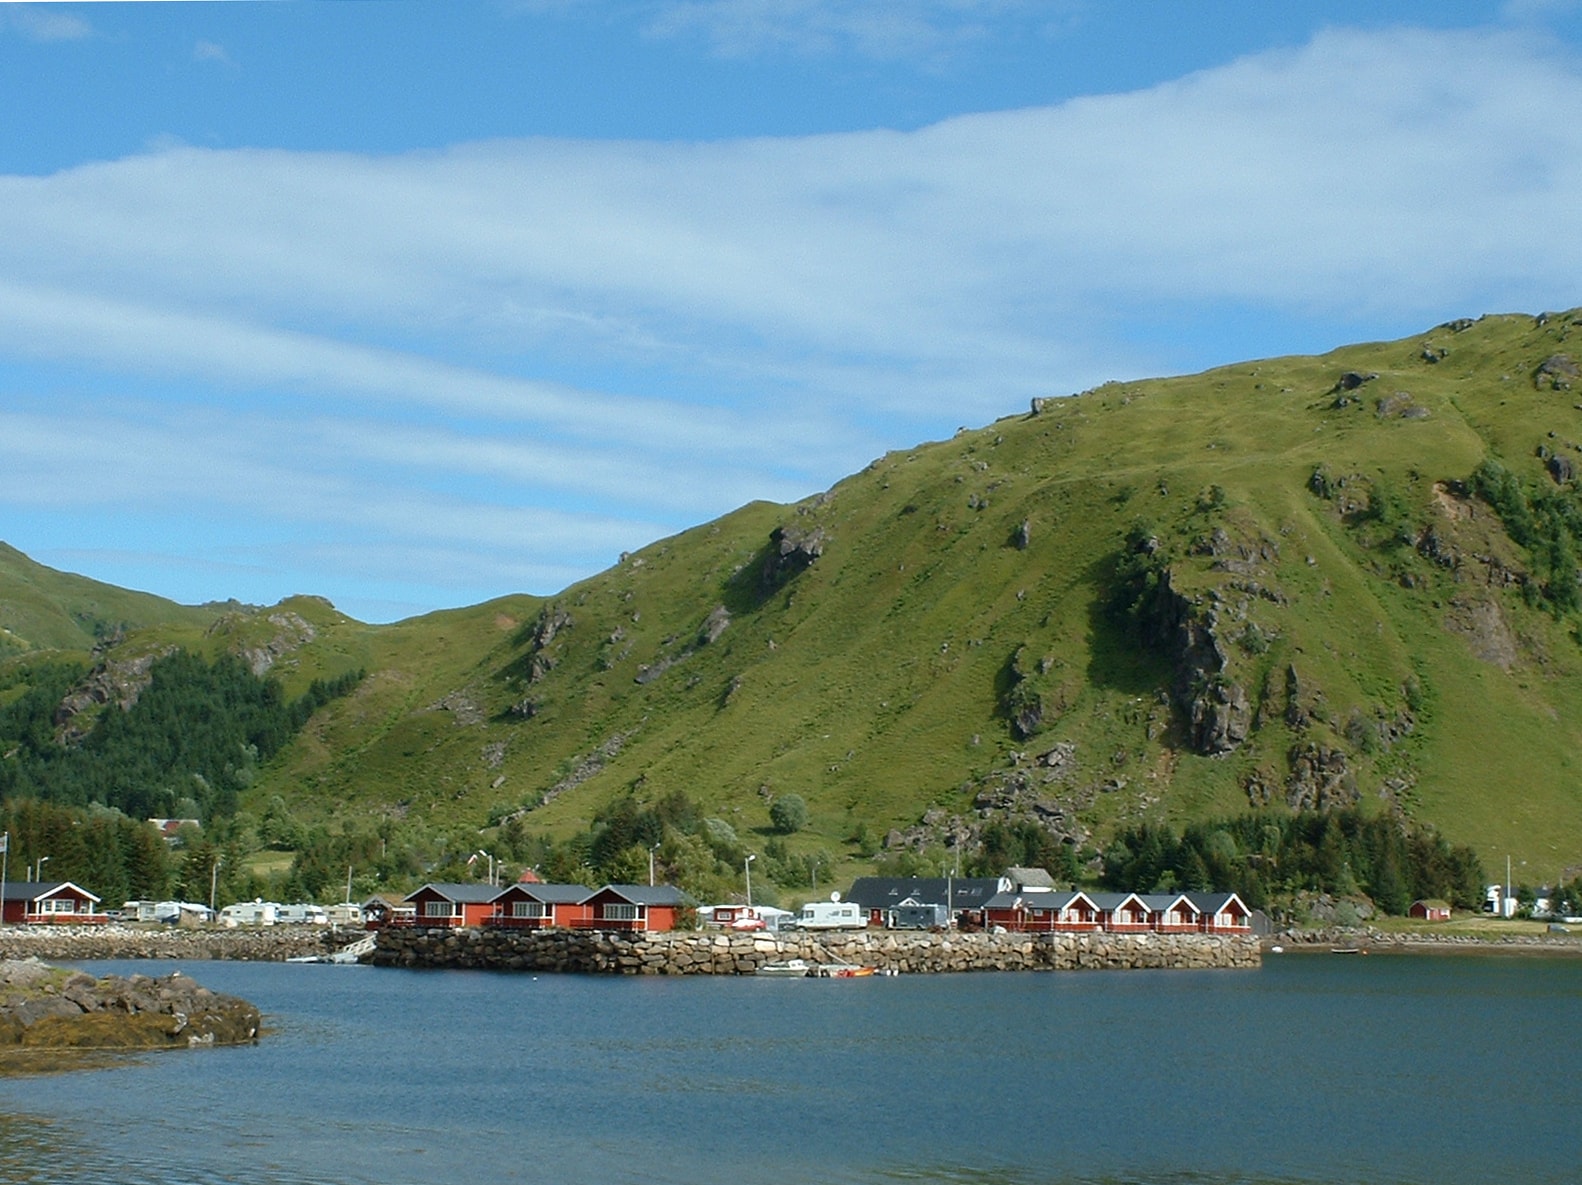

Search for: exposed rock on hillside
xmin=760 ymin=524 xmax=826 ymax=593
xmin=206 ymin=609 xmax=317 ymax=676
xmin=1535 ymin=354 xmax=1578 ymax=391
xmin=1148 ymin=570 xmax=1250 ymax=756
xmin=1286 ymin=743 xmax=1359 ymax=811
xmin=53 ymin=649 xmax=173 ymax=744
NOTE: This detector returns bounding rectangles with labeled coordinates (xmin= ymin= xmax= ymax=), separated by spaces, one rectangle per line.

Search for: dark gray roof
xmin=1184 ymin=892 xmax=1248 ymax=914
xmin=593 ymin=884 xmax=690 ymax=907
xmin=0 ymin=880 xmax=99 ymax=903
xmin=496 ymin=883 xmax=592 ymax=905
xmin=1020 ymin=890 xmax=1095 ymax=911
xmin=1085 ymin=891 xmax=1146 ymax=912
xmin=845 ymin=877 xmax=1006 ymax=911
xmin=1137 ymin=892 xmax=1197 ymax=913
xmin=987 ymin=890 xmax=1094 ymax=912
xmin=404 ymin=882 xmax=502 ymax=905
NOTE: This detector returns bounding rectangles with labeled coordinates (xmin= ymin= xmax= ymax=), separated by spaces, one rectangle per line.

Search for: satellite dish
xmin=830 ymin=891 xmax=840 ymax=902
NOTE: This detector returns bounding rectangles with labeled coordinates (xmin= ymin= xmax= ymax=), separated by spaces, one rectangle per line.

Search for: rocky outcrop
xmin=53 ymin=650 xmax=172 ymax=744
xmin=1285 ymin=743 xmax=1359 ymax=811
xmin=1534 ymin=354 xmax=1578 ymax=391
xmin=0 ymin=958 xmax=260 ymax=1051
xmin=760 ymin=524 xmax=826 ymax=593
xmin=511 ymin=605 xmax=573 ymax=685
xmin=1149 ymin=571 xmax=1250 ymax=755
xmin=370 ymin=927 xmax=1260 ymax=974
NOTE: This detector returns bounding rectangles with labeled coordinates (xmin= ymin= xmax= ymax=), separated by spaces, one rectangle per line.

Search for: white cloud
xmin=645 ymin=0 xmax=1057 ymax=61
xmin=3 ymin=23 xmax=1580 ymax=616
xmin=3 ymin=6 xmax=93 ymax=43
xmin=193 ymin=39 xmax=235 ymax=67
xmin=7 ymin=27 xmax=1580 ymax=407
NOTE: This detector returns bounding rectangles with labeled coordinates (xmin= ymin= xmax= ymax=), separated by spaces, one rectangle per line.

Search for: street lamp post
xmin=474 ymin=851 xmax=498 ymax=887
xmin=744 ymin=853 xmax=756 ymax=909
xmin=34 ymin=855 xmax=49 ymax=882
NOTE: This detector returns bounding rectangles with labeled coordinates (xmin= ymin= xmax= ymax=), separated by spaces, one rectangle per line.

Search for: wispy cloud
xmin=193 ymin=39 xmax=235 ymax=67
xmin=2 ymin=23 xmax=1579 ymax=618
xmin=645 ymin=0 xmax=1046 ymax=61
xmin=3 ymin=5 xmax=93 ymax=43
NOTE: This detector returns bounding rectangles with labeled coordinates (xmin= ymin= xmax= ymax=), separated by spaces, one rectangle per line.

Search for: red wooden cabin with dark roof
xmin=1 ymin=881 xmax=107 ymax=925
xmin=487 ymin=883 xmax=592 ymax=929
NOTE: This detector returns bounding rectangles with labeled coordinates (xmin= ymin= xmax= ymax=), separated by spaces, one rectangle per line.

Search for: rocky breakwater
xmin=370 ymin=927 xmax=1261 ymax=974
xmin=1273 ymin=926 xmax=1582 ymax=954
xmin=1 ymin=957 xmax=261 ymax=1061
xmin=0 ymin=924 xmax=357 ymax=963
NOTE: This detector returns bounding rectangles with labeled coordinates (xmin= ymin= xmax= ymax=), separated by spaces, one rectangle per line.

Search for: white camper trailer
xmin=792 ymin=894 xmax=866 ymax=931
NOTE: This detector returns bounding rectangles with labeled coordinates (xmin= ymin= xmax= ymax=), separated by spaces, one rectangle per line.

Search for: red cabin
xmin=1 ymin=881 xmax=107 ymax=925
xmin=1091 ymin=892 xmax=1151 ymax=932
xmin=401 ymin=883 xmax=501 ymax=928
xmin=574 ymin=885 xmax=687 ymax=933
xmin=1140 ymin=892 xmax=1202 ymax=933
xmin=985 ymin=890 xmax=1104 ymax=932
xmin=487 ymin=883 xmax=593 ymax=929
xmin=1191 ymin=892 xmax=1253 ymax=933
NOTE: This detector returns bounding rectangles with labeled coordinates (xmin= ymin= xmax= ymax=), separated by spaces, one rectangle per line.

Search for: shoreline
xmin=0 ymin=924 xmax=358 ymax=964
xmin=6 ymin=921 xmax=1579 ymax=968
xmin=1269 ymin=927 xmax=1582 ymax=956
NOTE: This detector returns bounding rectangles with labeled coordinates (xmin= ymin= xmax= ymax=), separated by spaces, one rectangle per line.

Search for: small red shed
xmin=1408 ymin=899 xmax=1452 ymax=922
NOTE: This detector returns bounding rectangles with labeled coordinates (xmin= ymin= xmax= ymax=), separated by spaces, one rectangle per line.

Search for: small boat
xmin=814 ymin=962 xmax=877 ymax=978
xmin=755 ymin=958 xmax=812 ymax=977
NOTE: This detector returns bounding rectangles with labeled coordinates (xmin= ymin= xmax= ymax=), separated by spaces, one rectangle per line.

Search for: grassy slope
xmin=0 ymin=543 xmax=225 ymax=658
xmin=7 ymin=311 xmax=1582 ymax=882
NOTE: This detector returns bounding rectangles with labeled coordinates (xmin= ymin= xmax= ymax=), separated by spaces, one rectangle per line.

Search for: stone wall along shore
xmin=370 ymin=926 xmax=1262 ymax=974
xmin=1273 ymin=926 xmax=1582 ymax=953
xmin=0 ymin=924 xmax=358 ymax=963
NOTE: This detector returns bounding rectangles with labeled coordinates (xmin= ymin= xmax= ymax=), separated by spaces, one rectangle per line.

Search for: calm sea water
xmin=0 ymin=952 xmax=1577 ymax=1185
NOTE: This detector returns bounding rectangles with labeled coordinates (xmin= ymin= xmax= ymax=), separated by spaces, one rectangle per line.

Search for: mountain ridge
xmin=5 ymin=308 xmax=1582 ymax=886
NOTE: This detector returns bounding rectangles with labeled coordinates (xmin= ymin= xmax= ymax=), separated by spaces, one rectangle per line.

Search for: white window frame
xmin=511 ymin=901 xmax=549 ymax=919
xmin=601 ymin=903 xmax=641 ymax=922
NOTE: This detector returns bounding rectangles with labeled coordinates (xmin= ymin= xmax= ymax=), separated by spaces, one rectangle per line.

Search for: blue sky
xmin=2 ymin=1 xmax=1581 ymax=623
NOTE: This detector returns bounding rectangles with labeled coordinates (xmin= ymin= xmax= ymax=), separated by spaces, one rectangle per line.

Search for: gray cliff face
xmin=1142 ymin=568 xmax=1250 ymax=757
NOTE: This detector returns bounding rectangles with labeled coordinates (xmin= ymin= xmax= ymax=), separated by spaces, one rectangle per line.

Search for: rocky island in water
xmin=0 ymin=958 xmax=260 ymax=1074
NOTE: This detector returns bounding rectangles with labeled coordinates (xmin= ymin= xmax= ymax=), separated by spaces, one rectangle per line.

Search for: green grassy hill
xmin=0 ymin=543 xmax=227 ymax=657
xmin=6 ymin=310 xmax=1582 ymax=887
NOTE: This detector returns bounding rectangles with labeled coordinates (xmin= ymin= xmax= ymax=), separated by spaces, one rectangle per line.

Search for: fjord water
xmin=2 ymin=953 xmax=1577 ymax=1185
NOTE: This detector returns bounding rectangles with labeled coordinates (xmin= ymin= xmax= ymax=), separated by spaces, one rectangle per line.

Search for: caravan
xmin=791 ymin=894 xmax=866 ymax=931
xmin=276 ymin=903 xmax=330 ymax=925
xmin=219 ymin=900 xmax=281 ymax=927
